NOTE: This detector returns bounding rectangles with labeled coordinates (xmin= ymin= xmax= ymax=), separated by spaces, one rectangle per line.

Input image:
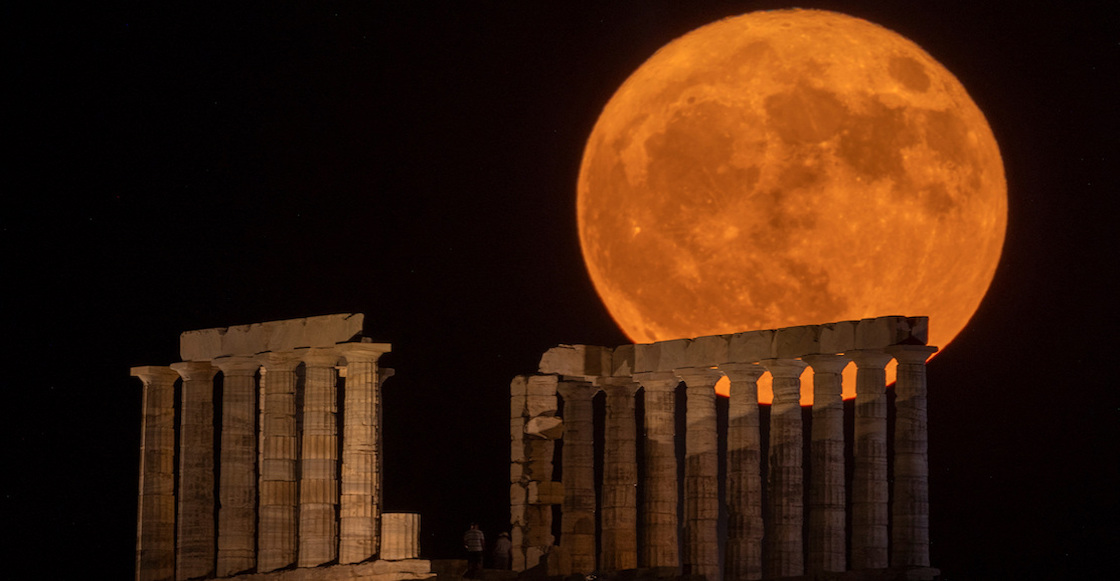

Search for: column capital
xmin=633 ymin=371 xmax=680 ymax=392
xmin=674 ymin=366 xmax=723 ymax=388
xmin=169 ymin=360 xmax=217 ymax=381
xmin=884 ymin=344 xmax=938 ymax=364
xmin=337 ymin=341 xmax=392 ymax=364
xmin=213 ymin=355 xmax=260 ymax=376
xmin=719 ymin=362 xmax=766 ymax=383
xmin=596 ymin=376 xmax=639 ymax=396
xmin=760 ymin=358 xmax=808 ymax=379
xmin=846 ymin=349 xmax=894 ymax=370
xmin=802 ymin=354 xmax=850 ymax=375
xmin=298 ymin=346 xmax=339 ymax=367
xmin=257 ymin=350 xmax=302 ymax=372
xmin=130 ymin=365 xmax=179 ymax=384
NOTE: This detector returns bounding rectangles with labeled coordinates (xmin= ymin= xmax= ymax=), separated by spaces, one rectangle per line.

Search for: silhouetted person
xmin=463 ymin=522 xmax=485 ymax=578
xmin=492 ymin=531 xmax=512 ymax=570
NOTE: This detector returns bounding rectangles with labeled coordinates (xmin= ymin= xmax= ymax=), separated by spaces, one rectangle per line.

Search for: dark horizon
xmin=5 ymin=2 xmax=1116 ymax=579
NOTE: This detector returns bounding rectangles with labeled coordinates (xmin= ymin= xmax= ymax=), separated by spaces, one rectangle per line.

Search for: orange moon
xmin=577 ymin=10 xmax=1006 ymax=402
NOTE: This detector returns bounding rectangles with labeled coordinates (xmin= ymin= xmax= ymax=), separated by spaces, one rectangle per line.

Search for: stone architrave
xmin=213 ymin=356 xmax=261 ymax=577
xmin=256 ymin=352 xmax=301 ymax=572
xmin=802 ymin=354 xmax=850 ymax=574
xmin=298 ymin=347 xmax=341 ymax=567
xmin=598 ymin=377 xmax=639 ymax=571
xmin=847 ymin=350 xmax=894 ymax=570
xmin=169 ymin=360 xmax=218 ymax=581
xmin=338 ymin=342 xmax=391 ymax=564
xmin=719 ymin=363 xmax=766 ymax=581
xmin=675 ymin=367 xmax=723 ymax=581
xmin=131 ymin=366 xmax=179 ymax=581
xmin=556 ymin=380 xmax=597 ymax=575
xmin=885 ymin=345 xmax=938 ymax=568
xmin=761 ymin=359 xmax=808 ymax=579
xmin=633 ymin=371 xmax=681 ymax=569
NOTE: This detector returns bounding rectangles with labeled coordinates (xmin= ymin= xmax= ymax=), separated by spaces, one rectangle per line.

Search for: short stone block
xmin=727 ymin=330 xmax=774 ymax=363
xmin=685 ymin=334 xmax=730 ymax=368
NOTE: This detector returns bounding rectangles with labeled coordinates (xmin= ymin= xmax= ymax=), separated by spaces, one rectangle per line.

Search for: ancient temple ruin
xmin=509 ymin=315 xmax=939 ymax=581
xmin=130 ymin=314 xmax=430 ymax=581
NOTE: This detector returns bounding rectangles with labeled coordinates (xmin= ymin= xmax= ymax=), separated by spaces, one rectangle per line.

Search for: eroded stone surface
xmin=180 ymin=313 xmax=364 ymax=361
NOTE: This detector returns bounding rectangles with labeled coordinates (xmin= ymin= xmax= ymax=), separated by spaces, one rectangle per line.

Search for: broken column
xmin=803 ymin=354 xmax=849 ymax=574
xmin=380 ymin=513 xmax=422 ymax=560
xmin=557 ymin=379 xmax=596 ymax=574
xmin=131 ymin=366 xmax=179 ymax=581
xmin=886 ymin=345 xmax=938 ymax=568
xmin=256 ymin=351 xmax=301 ymax=572
xmin=720 ymin=363 xmax=766 ymax=581
xmin=511 ymin=375 xmax=560 ymax=571
xmin=848 ymin=349 xmax=893 ymax=570
xmin=634 ymin=371 xmax=681 ymax=569
xmin=598 ymin=376 xmax=639 ymax=571
xmin=213 ymin=356 xmax=260 ymax=577
xmin=169 ymin=360 xmax=218 ymax=580
xmin=676 ymin=367 xmax=723 ymax=581
xmin=298 ymin=347 xmax=341 ymax=567
xmin=762 ymin=358 xmax=808 ymax=579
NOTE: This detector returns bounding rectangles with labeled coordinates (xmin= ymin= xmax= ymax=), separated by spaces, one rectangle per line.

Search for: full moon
xmin=578 ymin=10 xmax=1006 ymax=402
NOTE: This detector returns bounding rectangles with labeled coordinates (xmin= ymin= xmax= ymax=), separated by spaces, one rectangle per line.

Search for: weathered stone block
xmin=527 ymin=375 xmax=559 ymax=396
xmin=773 ymin=325 xmax=820 ymax=358
xmin=727 ymin=330 xmax=774 ymax=363
xmin=510 ymin=394 xmax=526 ymax=419
xmin=510 ymin=375 xmax=528 ymax=397
xmin=856 ymin=316 xmax=913 ymax=349
xmin=180 ymin=313 xmax=366 ymax=361
xmin=657 ymin=339 xmax=690 ymax=371
xmin=611 ymin=344 xmax=635 ymax=377
xmin=525 ymin=416 xmax=564 ymax=439
xmin=538 ymin=344 xmax=612 ymax=377
xmin=819 ymin=320 xmax=858 ymax=354
xmin=633 ymin=342 xmax=660 ymax=373
xmin=510 ymin=483 xmax=528 ymax=505
xmin=685 ymin=335 xmax=730 ymax=368
xmin=526 ymin=394 xmax=558 ymax=417
xmin=528 ymin=481 xmax=565 ymax=505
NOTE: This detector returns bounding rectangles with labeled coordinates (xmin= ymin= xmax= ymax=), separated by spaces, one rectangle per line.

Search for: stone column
xmin=170 ymin=360 xmax=218 ymax=581
xmin=598 ymin=377 xmax=639 ymax=571
xmin=847 ymin=350 xmax=894 ymax=570
xmin=213 ymin=356 xmax=260 ymax=577
xmin=720 ymin=363 xmax=766 ymax=581
xmin=557 ymin=380 xmax=597 ymax=574
xmin=131 ymin=366 xmax=179 ymax=581
xmin=761 ymin=358 xmax=808 ymax=579
xmin=885 ymin=345 xmax=938 ymax=568
xmin=337 ymin=343 xmax=389 ymax=564
xmin=802 ymin=355 xmax=850 ymax=574
xmin=633 ymin=371 xmax=681 ymax=569
xmin=675 ymin=367 xmax=723 ymax=581
xmin=256 ymin=352 xmax=301 ymax=572
xmin=298 ymin=347 xmax=341 ymax=567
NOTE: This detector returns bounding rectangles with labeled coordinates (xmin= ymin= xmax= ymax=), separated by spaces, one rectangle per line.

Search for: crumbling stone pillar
xmin=213 ymin=356 xmax=260 ymax=577
xmin=557 ymin=380 xmax=597 ymax=574
xmin=256 ymin=352 xmax=301 ymax=572
xmin=885 ymin=345 xmax=938 ymax=567
xmin=720 ymin=363 xmax=766 ymax=581
xmin=169 ymin=360 xmax=218 ymax=580
xmin=338 ymin=343 xmax=390 ymax=564
xmin=847 ymin=350 xmax=894 ymax=570
xmin=599 ymin=377 xmax=639 ymax=571
xmin=802 ymin=355 xmax=849 ymax=574
xmin=761 ymin=358 xmax=808 ymax=579
xmin=298 ymin=347 xmax=341 ymax=567
xmin=131 ymin=366 xmax=179 ymax=581
xmin=676 ymin=367 xmax=723 ymax=581
xmin=633 ymin=371 xmax=680 ymax=569
xmin=511 ymin=375 xmax=560 ymax=570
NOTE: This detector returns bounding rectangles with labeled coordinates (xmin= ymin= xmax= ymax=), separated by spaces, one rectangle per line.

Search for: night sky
xmin=5 ymin=2 xmax=1116 ymax=579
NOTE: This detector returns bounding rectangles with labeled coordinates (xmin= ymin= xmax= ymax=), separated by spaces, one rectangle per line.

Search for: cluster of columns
xmin=131 ymin=341 xmax=390 ymax=581
xmin=516 ymin=340 xmax=936 ymax=581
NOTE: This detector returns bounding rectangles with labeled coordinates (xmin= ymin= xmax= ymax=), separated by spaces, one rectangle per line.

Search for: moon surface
xmin=578 ymin=10 xmax=1006 ymax=401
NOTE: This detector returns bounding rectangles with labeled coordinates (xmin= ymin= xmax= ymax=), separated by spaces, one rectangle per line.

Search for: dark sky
xmin=5 ymin=2 xmax=1116 ymax=579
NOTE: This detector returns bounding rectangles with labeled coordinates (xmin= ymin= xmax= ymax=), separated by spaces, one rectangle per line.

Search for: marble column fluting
xmin=256 ymin=352 xmax=301 ymax=572
xmin=675 ymin=367 xmax=723 ymax=581
xmin=847 ymin=350 xmax=894 ymax=570
xmin=885 ymin=345 xmax=938 ymax=568
xmin=131 ymin=366 xmax=179 ymax=581
xmin=719 ymin=363 xmax=766 ymax=581
xmin=169 ymin=360 xmax=218 ymax=581
xmin=337 ymin=343 xmax=388 ymax=564
xmin=298 ymin=347 xmax=341 ymax=568
xmin=761 ymin=359 xmax=808 ymax=579
xmin=598 ymin=377 xmax=639 ymax=571
xmin=213 ymin=356 xmax=261 ymax=577
xmin=802 ymin=355 xmax=850 ymax=574
xmin=633 ymin=371 xmax=681 ymax=569
xmin=557 ymin=380 xmax=597 ymax=574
